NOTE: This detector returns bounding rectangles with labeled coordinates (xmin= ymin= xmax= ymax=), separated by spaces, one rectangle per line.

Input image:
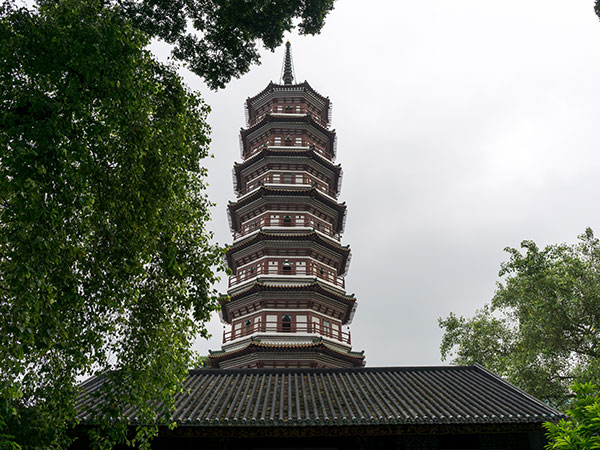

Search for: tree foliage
xmin=439 ymin=229 xmax=600 ymax=409
xmin=106 ymin=0 xmax=335 ymax=89
xmin=1 ymin=0 xmax=336 ymax=445
xmin=544 ymin=382 xmax=600 ymax=450
xmin=0 ymin=0 xmax=226 ymax=447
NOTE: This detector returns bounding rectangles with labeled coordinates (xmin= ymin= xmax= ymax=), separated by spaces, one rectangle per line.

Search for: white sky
xmin=159 ymin=0 xmax=600 ymax=367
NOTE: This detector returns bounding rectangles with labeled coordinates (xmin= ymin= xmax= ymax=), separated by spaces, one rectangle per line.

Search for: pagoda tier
xmin=227 ymin=186 xmax=347 ymax=237
xmin=239 ymin=114 xmax=337 ymax=160
xmin=232 ymin=148 xmax=343 ymax=198
xmin=209 ymin=42 xmax=364 ymax=369
xmin=245 ymin=81 xmax=332 ymax=127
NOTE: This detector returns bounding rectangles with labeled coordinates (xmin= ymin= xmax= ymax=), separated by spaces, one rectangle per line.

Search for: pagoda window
xmin=254 ymin=316 xmax=262 ymax=332
xmin=281 ymin=315 xmax=292 ymax=332
xmin=332 ymin=322 xmax=340 ymax=339
xmin=295 ymin=137 xmax=302 ymax=146
xmin=296 ymin=174 xmax=304 ymax=184
xmin=233 ymin=322 xmax=242 ymax=338
xmin=296 ymin=261 xmax=306 ymax=274
xmin=268 ymin=260 xmax=278 ymax=274
xmin=276 ymin=105 xmax=283 ymax=112
xmin=266 ymin=314 xmax=277 ymax=332
xmin=274 ymin=136 xmax=281 ymax=145
xmin=282 ymin=260 xmax=292 ymax=272
xmin=311 ymin=316 xmax=319 ymax=333
xmin=296 ymin=315 xmax=307 ymax=332
xmin=283 ymin=173 xmax=292 ymax=184
xmin=322 ymin=320 xmax=331 ymax=336
xmin=296 ymin=105 xmax=301 ymax=113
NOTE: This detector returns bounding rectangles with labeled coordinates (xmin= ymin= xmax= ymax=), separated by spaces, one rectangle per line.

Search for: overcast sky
xmin=158 ymin=0 xmax=600 ymax=367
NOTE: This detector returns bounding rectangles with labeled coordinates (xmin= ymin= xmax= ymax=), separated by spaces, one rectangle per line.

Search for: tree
xmin=544 ymin=382 xmax=600 ymax=450
xmin=439 ymin=229 xmax=600 ymax=409
xmin=91 ymin=0 xmax=335 ymax=90
xmin=0 ymin=1 xmax=226 ymax=448
xmin=1 ymin=0 xmax=336 ymax=445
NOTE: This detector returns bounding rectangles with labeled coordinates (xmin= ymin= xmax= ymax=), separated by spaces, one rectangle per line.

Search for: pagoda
xmin=208 ymin=42 xmax=365 ymax=369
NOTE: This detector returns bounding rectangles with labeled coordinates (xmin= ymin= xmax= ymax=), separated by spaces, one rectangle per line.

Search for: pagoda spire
xmin=282 ymin=41 xmax=294 ymax=85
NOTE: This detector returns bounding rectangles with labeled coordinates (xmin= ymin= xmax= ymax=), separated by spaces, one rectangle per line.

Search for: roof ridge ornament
xmin=280 ymin=41 xmax=295 ymax=85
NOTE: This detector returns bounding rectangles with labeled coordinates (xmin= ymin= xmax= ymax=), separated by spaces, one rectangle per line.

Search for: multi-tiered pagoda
xmin=208 ymin=42 xmax=365 ymax=369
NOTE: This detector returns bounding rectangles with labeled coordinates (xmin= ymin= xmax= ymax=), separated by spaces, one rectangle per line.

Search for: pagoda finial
xmin=281 ymin=41 xmax=295 ymax=85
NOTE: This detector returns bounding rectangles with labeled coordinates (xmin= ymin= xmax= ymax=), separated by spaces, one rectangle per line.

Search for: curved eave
xmin=208 ymin=341 xmax=365 ymax=368
xmin=233 ymin=149 xmax=342 ymax=194
xmin=228 ymin=186 xmax=346 ymax=232
xmin=246 ymin=81 xmax=331 ymax=122
xmin=240 ymin=114 xmax=336 ymax=156
xmin=226 ymin=230 xmax=351 ymax=274
xmin=219 ymin=280 xmax=357 ymax=324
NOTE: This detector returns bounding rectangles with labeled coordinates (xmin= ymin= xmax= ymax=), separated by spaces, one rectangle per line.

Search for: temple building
xmin=74 ymin=43 xmax=562 ymax=450
xmin=208 ymin=41 xmax=364 ymax=369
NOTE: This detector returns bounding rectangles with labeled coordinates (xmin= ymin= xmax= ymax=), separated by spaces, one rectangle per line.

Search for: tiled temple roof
xmin=219 ymin=280 xmax=357 ymax=324
xmin=226 ymin=230 xmax=351 ymax=274
xmin=232 ymin=148 xmax=342 ymax=195
xmin=207 ymin=341 xmax=365 ymax=366
xmin=228 ymin=186 xmax=347 ymax=232
xmin=240 ymin=114 xmax=336 ymax=156
xmin=246 ymin=81 xmax=330 ymax=111
xmin=227 ymin=280 xmax=356 ymax=302
xmin=227 ymin=186 xmax=346 ymax=233
xmin=77 ymin=366 xmax=562 ymax=427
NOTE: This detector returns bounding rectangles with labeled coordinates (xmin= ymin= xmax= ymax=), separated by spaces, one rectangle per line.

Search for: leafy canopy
xmin=439 ymin=229 xmax=600 ymax=409
xmin=544 ymin=383 xmax=600 ymax=450
xmin=105 ymin=0 xmax=335 ymax=89
xmin=0 ymin=0 xmax=225 ymax=447
xmin=1 ymin=0 xmax=336 ymax=445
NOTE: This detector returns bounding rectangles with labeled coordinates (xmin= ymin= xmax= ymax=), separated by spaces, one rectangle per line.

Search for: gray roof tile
xmin=77 ymin=365 xmax=562 ymax=426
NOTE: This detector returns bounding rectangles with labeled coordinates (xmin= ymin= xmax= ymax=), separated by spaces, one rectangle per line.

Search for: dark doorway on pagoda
xmin=281 ymin=315 xmax=292 ymax=332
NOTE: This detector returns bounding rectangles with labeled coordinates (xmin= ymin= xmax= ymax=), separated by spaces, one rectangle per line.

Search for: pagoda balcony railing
xmin=234 ymin=216 xmax=337 ymax=240
xmin=240 ymin=174 xmax=337 ymax=198
xmin=246 ymin=143 xmax=330 ymax=159
xmin=228 ymin=266 xmax=345 ymax=289
xmin=223 ymin=321 xmax=351 ymax=345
